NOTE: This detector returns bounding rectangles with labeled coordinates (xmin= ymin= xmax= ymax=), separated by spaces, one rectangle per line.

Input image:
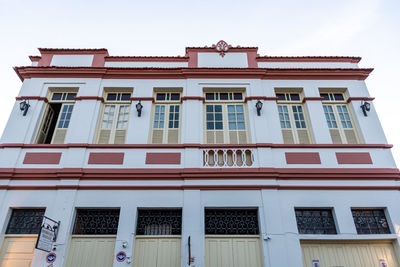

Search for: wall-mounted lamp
xmin=360 ymin=100 xmax=371 ymax=117
xmin=19 ymin=99 xmax=30 ymax=116
xmin=136 ymin=100 xmax=143 ymax=117
xmin=255 ymin=100 xmax=263 ymax=116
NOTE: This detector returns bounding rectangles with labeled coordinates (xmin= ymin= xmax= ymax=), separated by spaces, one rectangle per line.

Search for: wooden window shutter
xmin=98 ymin=129 xmax=111 ymax=144
xmin=52 ymin=129 xmax=67 ymax=144
xmin=282 ymin=129 xmax=295 ymax=144
xmin=297 ymin=129 xmax=311 ymax=144
xmin=206 ymin=131 xmax=215 ymax=144
xmin=238 ymin=131 xmax=247 ymax=144
xmin=344 ymin=129 xmax=358 ymax=144
xmin=152 ymin=129 xmax=164 ymax=144
xmin=329 ymin=129 xmax=342 ymax=144
xmin=167 ymin=129 xmax=179 ymax=144
xmin=215 ymin=131 xmax=224 ymax=144
xmin=229 ymin=131 xmax=238 ymax=144
xmin=114 ymin=130 xmax=126 ymax=144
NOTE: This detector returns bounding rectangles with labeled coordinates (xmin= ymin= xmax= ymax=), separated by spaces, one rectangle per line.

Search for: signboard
xmin=379 ymin=259 xmax=388 ymax=267
xmin=46 ymin=252 xmax=57 ymax=263
xmin=35 ymin=216 xmax=60 ymax=252
xmin=312 ymin=260 xmax=321 ymax=267
xmin=116 ymin=251 xmax=127 ymax=262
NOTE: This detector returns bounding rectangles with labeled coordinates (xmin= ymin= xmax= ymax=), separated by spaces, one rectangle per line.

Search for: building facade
xmin=0 ymin=41 xmax=399 ymax=267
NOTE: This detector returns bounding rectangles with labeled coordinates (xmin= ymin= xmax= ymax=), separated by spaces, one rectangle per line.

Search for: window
xmin=204 ymin=91 xmax=248 ymax=144
xmin=136 ymin=209 xmax=182 ymax=235
xmin=352 ymin=209 xmax=390 ymax=234
xmin=276 ymin=91 xmax=311 ymax=144
xmin=36 ymin=91 xmax=77 ymax=144
xmin=97 ymin=91 xmax=131 ymax=144
xmin=320 ymin=91 xmax=359 ymax=144
xmin=295 ymin=209 xmax=337 ymax=234
xmin=73 ymin=209 xmax=120 ymax=235
xmin=205 ymin=209 xmax=259 ymax=235
xmin=150 ymin=92 xmax=181 ymax=144
xmin=6 ymin=209 xmax=45 ymax=234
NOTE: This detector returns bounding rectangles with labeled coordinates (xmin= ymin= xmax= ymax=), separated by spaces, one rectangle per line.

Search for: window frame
xmin=320 ymin=90 xmax=360 ymax=144
xmin=149 ymin=91 xmax=182 ymax=144
xmin=95 ymin=91 xmax=132 ymax=144
xmin=203 ymin=90 xmax=249 ymax=144
xmin=295 ymin=208 xmax=337 ymax=235
xmin=275 ymin=90 xmax=313 ymax=144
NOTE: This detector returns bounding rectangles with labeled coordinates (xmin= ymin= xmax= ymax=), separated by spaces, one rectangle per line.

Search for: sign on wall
xmin=312 ymin=260 xmax=321 ymax=267
xmin=35 ymin=216 xmax=60 ymax=252
xmin=379 ymin=259 xmax=388 ymax=267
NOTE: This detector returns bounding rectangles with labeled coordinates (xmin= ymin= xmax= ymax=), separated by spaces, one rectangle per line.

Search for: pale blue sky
xmin=0 ymin=0 xmax=399 ymax=163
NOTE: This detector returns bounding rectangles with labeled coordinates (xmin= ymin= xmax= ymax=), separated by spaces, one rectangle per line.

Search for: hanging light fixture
xmin=255 ymin=100 xmax=263 ymax=116
xmin=136 ymin=100 xmax=143 ymax=117
xmin=360 ymin=100 xmax=371 ymax=117
xmin=19 ymin=99 xmax=30 ymax=116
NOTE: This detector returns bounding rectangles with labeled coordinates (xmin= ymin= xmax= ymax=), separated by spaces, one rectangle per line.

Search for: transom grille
xmin=136 ymin=209 xmax=182 ymax=235
xmin=73 ymin=209 xmax=120 ymax=235
xmin=6 ymin=209 xmax=45 ymax=234
xmin=352 ymin=209 xmax=390 ymax=234
xmin=295 ymin=209 xmax=337 ymax=234
xmin=205 ymin=209 xmax=259 ymax=235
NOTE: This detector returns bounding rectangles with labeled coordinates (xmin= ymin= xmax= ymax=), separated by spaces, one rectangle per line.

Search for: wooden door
xmin=0 ymin=236 xmax=37 ymax=267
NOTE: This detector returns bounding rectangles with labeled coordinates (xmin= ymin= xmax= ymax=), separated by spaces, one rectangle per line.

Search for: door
xmin=133 ymin=236 xmax=181 ymax=267
xmin=205 ymin=237 xmax=263 ymax=267
xmin=65 ymin=236 xmax=116 ymax=267
xmin=0 ymin=236 xmax=37 ymax=267
xmin=301 ymin=241 xmax=400 ymax=267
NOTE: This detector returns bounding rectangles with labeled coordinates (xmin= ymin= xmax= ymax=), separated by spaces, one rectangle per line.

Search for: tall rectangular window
xmin=320 ymin=91 xmax=359 ymax=144
xmin=36 ymin=91 xmax=77 ymax=144
xmin=276 ymin=91 xmax=312 ymax=144
xmin=97 ymin=92 xmax=131 ymax=144
xmin=204 ymin=91 xmax=248 ymax=144
xmin=150 ymin=92 xmax=181 ymax=144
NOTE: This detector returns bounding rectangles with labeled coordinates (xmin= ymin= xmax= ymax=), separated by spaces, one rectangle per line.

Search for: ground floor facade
xmin=0 ymin=188 xmax=399 ymax=267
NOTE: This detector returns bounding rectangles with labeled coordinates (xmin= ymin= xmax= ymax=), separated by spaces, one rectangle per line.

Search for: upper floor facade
xmin=0 ymin=41 xmax=397 ymax=173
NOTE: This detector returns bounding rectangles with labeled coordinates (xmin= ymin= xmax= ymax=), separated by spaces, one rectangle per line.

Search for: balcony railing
xmin=202 ymin=148 xmax=255 ymax=167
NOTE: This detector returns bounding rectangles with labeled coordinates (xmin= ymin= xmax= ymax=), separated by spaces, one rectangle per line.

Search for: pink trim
xmin=23 ymin=152 xmax=61 ymax=164
xmin=285 ymin=152 xmax=321 ymax=164
xmin=257 ymin=56 xmax=361 ymax=63
xmin=347 ymin=97 xmax=375 ymax=103
xmin=302 ymin=97 xmax=324 ymax=103
xmin=37 ymin=54 xmax=53 ymax=67
xmin=29 ymin=56 xmax=41 ymax=62
xmin=145 ymin=153 xmax=181 ymax=164
xmin=105 ymin=56 xmax=189 ymax=62
xmin=0 ymin=143 xmax=393 ymax=149
xmin=15 ymin=96 xmax=48 ymax=103
xmin=0 ymin=167 xmax=398 ymax=180
xmin=38 ymin=48 xmax=109 ymax=54
xmin=336 ymin=152 xmax=372 ymax=164
xmin=74 ymin=96 xmax=104 ymax=102
xmin=247 ymin=51 xmax=258 ymax=68
xmin=187 ymin=52 xmax=198 ymax=68
xmin=181 ymin=96 xmax=205 ymax=102
xmin=130 ymin=97 xmax=154 ymax=103
xmin=88 ymin=153 xmax=124 ymax=165
xmin=186 ymin=47 xmax=258 ymax=53
xmin=245 ymin=96 xmax=279 ymax=102
xmin=14 ymin=67 xmax=374 ymax=81
xmin=92 ymin=54 xmax=106 ymax=67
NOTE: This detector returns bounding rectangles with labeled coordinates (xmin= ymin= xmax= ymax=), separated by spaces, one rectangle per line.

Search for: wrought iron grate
xmin=136 ymin=209 xmax=182 ymax=235
xmin=6 ymin=209 xmax=45 ymax=234
xmin=295 ymin=209 xmax=337 ymax=235
xmin=73 ymin=209 xmax=120 ymax=235
xmin=352 ymin=209 xmax=390 ymax=234
xmin=205 ymin=209 xmax=259 ymax=235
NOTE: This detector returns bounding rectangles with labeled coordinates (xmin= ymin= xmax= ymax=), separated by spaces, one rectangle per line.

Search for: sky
xmin=0 ymin=0 xmax=399 ymax=164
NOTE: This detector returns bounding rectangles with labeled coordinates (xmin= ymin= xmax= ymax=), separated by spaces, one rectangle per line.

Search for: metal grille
xmin=73 ymin=209 xmax=120 ymax=235
xmin=136 ymin=209 xmax=182 ymax=235
xmin=6 ymin=209 xmax=45 ymax=234
xmin=205 ymin=209 xmax=259 ymax=235
xmin=352 ymin=209 xmax=390 ymax=234
xmin=295 ymin=209 xmax=337 ymax=234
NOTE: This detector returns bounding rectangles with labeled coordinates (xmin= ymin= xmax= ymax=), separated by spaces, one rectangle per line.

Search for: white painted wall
xmin=197 ymin=52 xmax=248 ymax=68
xmin=50 ymin=55 xmax=94 ymax=67
xmin=105 ymin=61 xmax=188 ymax=68
xmin=258 ymin=62 xmax=359 ymax=68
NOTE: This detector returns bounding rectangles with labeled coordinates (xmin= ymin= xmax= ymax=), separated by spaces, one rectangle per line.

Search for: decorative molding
xmin=347 ymin=97 xmax=375 ymax=103
xmin=285 ymin=152 xmax=321 ymax=164
xmin=302 ymin=97 xmax=324 ymax=103
xmin=181 ymin=96 xmax=205 ymax=102
xmin=105 ymin=56 xmax=189 ymax=62
xmin=130 ymin=97 xmax=154 ymax=103
xmin=13 ymin=67 xmax=374 ymax=81
xmin=15 ymin=96 xmax=48 ymax=103
xmin=74 ymin=96 xmax=104 ymax=102
xmin=0 ymin=143 xmax=393 ymax=149
xmin=257 ymin=56 xmax=361 ymax=63
xmin=29 ymin=56 xmax=41 ymax=62
xmin=88 ymin=152 xmax=124 ymax=165
xmin=145 ymin=153 xmax=181 ymax=164
xmin=212 ymin=40 xmax=230 ymax=57
xmin=245 ymin=96 xmax=279 ymax=102
xmin=38 ymin=48 xmax=109 ymax=55
xmin=336 ymin=152 xmax=372 ymax=164
xmin=23 ymin=152 xmax=61 ymax=164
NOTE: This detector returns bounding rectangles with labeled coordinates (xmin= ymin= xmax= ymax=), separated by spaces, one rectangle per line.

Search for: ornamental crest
xmin=212 ymin=40 xmax=231 ymax=57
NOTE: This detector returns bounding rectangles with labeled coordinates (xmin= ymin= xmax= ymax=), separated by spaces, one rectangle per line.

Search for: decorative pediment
xmin=212 ymin=40 xmax=232 ymax=57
